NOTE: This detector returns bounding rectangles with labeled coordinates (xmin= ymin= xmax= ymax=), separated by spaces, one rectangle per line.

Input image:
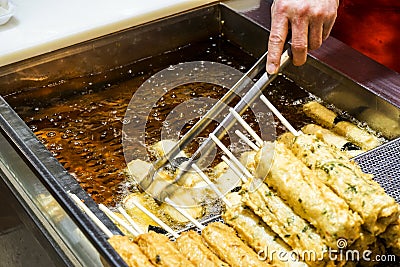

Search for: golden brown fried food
xmin=223 ymin=202 xmax=307 ymax=267
xmin=175 ymin=230 xmax=229 ymax=267
xmin=303 ymin=101 xmax=381 ymax=150
xmin=136 ymin=231 xmax=195 ymax=267
xmin=301 ymin=124 xmax=364 ymax=157
xmin=122 ymin=192 xmax=165 ymax=233
xmin=280 ymin=132 xmax=399 ymax=235
xmin=380 ymin=216 xmax=400 ymax=256
xmin=303 ymin=101 xmax=337 ymax=128
xmin=334 ymin=121 xmax=381 ymax=150
xmin=241 ymin=182 xmax=333 ymax=266
xmin=202 ymin=222 xmax=271 ymax=267
xmin=108 ymin=235 xmax=154 ymax=267
xmin=254 ymin=142 xmax=363 ymax=248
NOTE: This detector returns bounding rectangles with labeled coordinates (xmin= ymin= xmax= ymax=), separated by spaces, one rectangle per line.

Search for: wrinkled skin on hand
xmin=266 ymin=0 xmax=339 ymax=74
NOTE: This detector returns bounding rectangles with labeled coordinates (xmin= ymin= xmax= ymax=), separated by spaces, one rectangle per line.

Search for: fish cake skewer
xmin=136 ymin=231 xmax=195 ymax=267
xmin=223 ymin=200 xmax=308 ymax=267
xmin=201 ymin=222 xmax=272 ymax=267
xmin=253 ymin=142 xmax=363 ymax=248
xmin=279 ymin=132 xmax=399 ymax=235
xmin=380 ymin=216 xmax=400 ymax=256
xmin=303 ymin=101 xmax=381 ymax=150
xmin=240 ymin=182 xmax=331 ymax=266
xmin=301 ymin=124 xmax=364 ymax=157
xmin=108 ymin=235 xmax=155 ymax=267
xmin=175 ymin=230 xmax=229 ymax=267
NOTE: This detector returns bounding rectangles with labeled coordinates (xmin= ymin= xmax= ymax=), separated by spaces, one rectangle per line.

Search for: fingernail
xmin=267 ymin=63 xmax=277 ymax=74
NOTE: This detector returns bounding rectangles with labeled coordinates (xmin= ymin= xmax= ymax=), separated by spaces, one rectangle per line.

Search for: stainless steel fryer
xmin=0 ymin=1 xmax=399 ymax=266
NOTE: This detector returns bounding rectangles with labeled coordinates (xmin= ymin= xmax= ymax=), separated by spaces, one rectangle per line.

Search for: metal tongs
xmin=140 ymin=49 xmax=292 ymax=202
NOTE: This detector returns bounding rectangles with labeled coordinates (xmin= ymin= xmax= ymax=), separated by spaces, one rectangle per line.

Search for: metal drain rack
xmin=355 ymin=137 xmax=400 ymax=203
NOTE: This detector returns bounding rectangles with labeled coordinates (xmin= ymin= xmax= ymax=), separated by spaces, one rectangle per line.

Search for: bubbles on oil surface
xmin=14 ymin=37 xmax=267 ymax=206
xmin=167 ymin=65 xmax=177 ymax=71
xmin=122 ymin=60 xmax=277 ymax=206
xmin=46 ymin=131 xmax=56 ymax=138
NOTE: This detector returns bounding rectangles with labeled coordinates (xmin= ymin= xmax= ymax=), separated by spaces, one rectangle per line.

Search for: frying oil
xmin=6 ymin=36 xmax=310 ymax=206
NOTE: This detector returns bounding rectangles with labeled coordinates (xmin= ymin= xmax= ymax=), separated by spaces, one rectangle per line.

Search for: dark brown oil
xmin=6 ymin=36 xmax=311 ymax=206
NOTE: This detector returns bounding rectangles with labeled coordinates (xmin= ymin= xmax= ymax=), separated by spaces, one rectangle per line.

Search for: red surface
xmin=332 ymin=0 xmax=400 ymax=73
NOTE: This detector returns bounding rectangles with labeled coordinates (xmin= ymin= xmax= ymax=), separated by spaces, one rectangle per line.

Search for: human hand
xmin=266 ymin=0 xmax=339 ymax=74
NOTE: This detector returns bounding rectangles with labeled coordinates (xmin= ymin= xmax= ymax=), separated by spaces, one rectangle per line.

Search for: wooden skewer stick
xmin=130 ymin=199 xmax=180 ymax=239
xmin=165 ymin=198 xmax=205 ymax=231
xmin=69 ymin=193 xmax=114 ymax=238
xmin=117 ymin=206 xmax=144 ymax=235
xmin=235 ymin=130 xmax=260 ymax=151
xmin=209 ymin=133 xmax=253 ymax=179
xmin=191 ymin=163 xmax=232 ymax=208
xmin=221 ymin=156 xmax=264 ymax=194
xmin=221 ymin=155 xmax=248 ymax=183
xmin=260 ymin=95 xmax=302 ymax=137
xmin=229 ymin=108 xmax=263 ymax=147
xmin=99 ymin=204 xmax=140 ymax=237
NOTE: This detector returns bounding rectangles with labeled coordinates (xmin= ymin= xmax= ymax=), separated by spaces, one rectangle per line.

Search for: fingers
xmin=322 ymin=2 xmax=338 ymax=40
xmin=322 ymin=16 xmax=336 ymax=41
xmin=308 ymin=21 xmax=323 ymax=50
xmin=306 ymin=12 xmax=337 ymax=52
xmin=267 ymin=0 xmax=339 ymax=71
xmin=266 ymin=13 xmax=289 ymax=74
xmin=290 ymin=17 xmax=309 ymax=66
